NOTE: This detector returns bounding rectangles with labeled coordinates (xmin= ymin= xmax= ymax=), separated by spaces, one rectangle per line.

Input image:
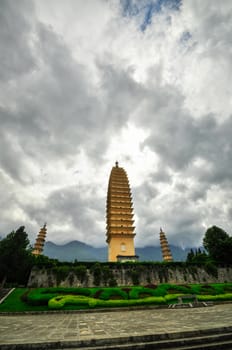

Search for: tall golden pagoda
xmin=159 ymin=228 xmax=173 ymax=262
xmin=106 ymin=162 xmax=138 ymax=262
xmin=32 ymin=223 xmax=47 ymax=256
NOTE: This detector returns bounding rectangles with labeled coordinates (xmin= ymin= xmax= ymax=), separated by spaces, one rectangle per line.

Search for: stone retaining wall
xmin=27 ymin=265 xmax=232 ymax=287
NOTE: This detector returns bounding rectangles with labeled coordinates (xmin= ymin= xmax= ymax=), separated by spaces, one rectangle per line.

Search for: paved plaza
xmin=0 ymin=304 xmax=232 ymax=347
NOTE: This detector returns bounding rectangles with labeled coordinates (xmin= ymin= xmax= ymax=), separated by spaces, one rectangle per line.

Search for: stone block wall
xmin=27 ymin=264 xmax=232 ymax=288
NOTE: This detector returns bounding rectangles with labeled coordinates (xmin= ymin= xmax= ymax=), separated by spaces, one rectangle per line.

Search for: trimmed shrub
xmin=47 ymin=294 xmax=167 ymax=310
xmin=26 ymin=289 xmax=55 ymax=306
xmin=26 ymin=287 xmax=92 ymax=306
xmin=197 ymin=293 xmax=232 ymax=302
xmin=99 ymin=288 xmax=128 ymax=300
xmin=167 ymin=285 xmax=192 ymax=294
xmin=10 ymin=283 xmax=232 ymax=312
xmin=48 ymin=295 xmax=90 ymax=309
xmin=129 ymin=287 xmax=161 ymax=299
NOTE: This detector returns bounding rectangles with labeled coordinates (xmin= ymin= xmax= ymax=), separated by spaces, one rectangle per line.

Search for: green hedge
xmin=129 ymin=287 xmax=159 ymax=299
xmin=24 ymin=283 xmax=232 ymax=306
xmin=197 ymin=293 xmax=232 ymax=301
xmin=98 ymin=288 xmax=128 ymax=300
xmin=48 ymin=295 xmax=166 ymax=310
xmin=2 ymin=288 xmax=232 ymax=312
xmin=25 ymin=287 xmax=93 ymax=305
xmin=13 ymin=283 xmax=232 ymax=311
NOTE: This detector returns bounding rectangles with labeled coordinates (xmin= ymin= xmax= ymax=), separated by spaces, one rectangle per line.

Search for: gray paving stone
xmin=0 ymin=304 xmax=231 ymax=346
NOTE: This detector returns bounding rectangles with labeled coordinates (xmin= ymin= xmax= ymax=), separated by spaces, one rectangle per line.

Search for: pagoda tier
xmin=107 ymin=203 xmax=133 ymax=208
xmin=107 ymin=208 xmax=133 ymax=215
xmin=32 ymin=224 xmax=47 ymax=256
xmin=159 ymin=228 xmax=173 ymax=262
xmin=110 ymin=188 xmax=131 ymax=193
xmin=107 ymin=218 xmax=135 ymax=225
xmin=106 ymin=162 xmax=137 ymax=262
xmin=107 ymin=213 xmax=134 ymax=219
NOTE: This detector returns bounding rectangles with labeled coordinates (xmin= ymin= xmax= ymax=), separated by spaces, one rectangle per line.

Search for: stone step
xmin=61 ymin=335 xmax=232 ymax=350
xmin=170 ymin=339 xmax=232 ymax=350
xmin=1 ymin=328 xmax=232 ymax=350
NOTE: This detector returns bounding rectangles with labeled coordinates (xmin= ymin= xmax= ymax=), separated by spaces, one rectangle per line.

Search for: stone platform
xmin=0 ymin=304 xmax=232 ymax=349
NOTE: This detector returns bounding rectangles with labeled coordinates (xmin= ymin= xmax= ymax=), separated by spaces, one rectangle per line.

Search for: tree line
xmin=0 ymin=225 xmax=232 ymax=286
xmin=186 ymin=226 xmax=232 ymax=265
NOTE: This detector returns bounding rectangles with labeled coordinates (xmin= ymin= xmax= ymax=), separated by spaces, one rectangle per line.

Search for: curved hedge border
xmin=48 ymin=295 xmax=167 ymax=309
xmin=47 ymin=293 xmax=232 ymax=309
xmin=21 ymin=283 xmax=232 ymax=310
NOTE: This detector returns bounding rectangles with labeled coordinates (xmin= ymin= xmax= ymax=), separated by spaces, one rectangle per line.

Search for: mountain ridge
xmin=43 ymin=240 xmax=195 ymax=262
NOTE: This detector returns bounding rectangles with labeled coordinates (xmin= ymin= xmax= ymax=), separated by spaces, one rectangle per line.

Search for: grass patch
xmin=0 ymin=289 xmax=48 ymax=312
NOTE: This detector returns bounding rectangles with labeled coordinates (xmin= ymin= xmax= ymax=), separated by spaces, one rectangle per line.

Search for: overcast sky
xmin=1 ymin=0 xmax=232 ymax=249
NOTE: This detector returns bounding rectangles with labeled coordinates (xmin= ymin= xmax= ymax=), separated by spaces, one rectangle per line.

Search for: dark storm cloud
xmin=0 ymin=130 xmax=26 ymax=183
xmin=23 ymin=184 xmax=105 ymax=244
xmin=134 ymin=181 xmax=159 ymax=200
xmin=149 ymin=169 xmax=172 ymax=184
xmin=140 ymin=86 xmax=232 ymax=188
xmin=137 ymin=86 xmax=198 ymax=170
xmin=98 ymin=61 xmax=144 ymax=126
xmin=196 ymin=116 xmax=232 ymax=185
xmin=0 ymin=0 xmax=36 ymax=81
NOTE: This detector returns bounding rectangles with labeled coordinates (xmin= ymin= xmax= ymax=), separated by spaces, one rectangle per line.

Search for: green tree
xmin=186 ymin=248 xmax=208 ymax=264
xmin=203 ymin=226 xmax=232 ymax=264
xmin=186 ymin=249 xmax=194 ymax=262
xmin=0 ymin=226 xmax=34 ymax=285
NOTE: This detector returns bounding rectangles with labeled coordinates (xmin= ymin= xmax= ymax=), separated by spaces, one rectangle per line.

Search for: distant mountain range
xmin=43 ymin=240 xmax=194 ymax=262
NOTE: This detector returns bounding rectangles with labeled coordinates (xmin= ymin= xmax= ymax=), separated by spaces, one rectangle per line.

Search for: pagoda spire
xmin=32 ymin=223 xmax=47 ymax=256
xmin=159 ymin=227 xmax=173 ymax=262
xmin=106 ymin=162 xmax=138 ymax=262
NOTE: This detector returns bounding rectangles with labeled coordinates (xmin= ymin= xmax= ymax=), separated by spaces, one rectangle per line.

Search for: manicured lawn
xmin=0 ymin=289 xmax=49 ymax=312
xmin=0 ymin=283 xmax=231 ymax=312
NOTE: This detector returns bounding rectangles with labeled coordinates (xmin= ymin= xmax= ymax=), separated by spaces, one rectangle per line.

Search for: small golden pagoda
xmin=32 ymin=223 xmax=47 ymax=256
xmin=159 ymin=228 xmax=173 ymax=262
xmin=106 ymin=162 xmax=138 ymax=262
